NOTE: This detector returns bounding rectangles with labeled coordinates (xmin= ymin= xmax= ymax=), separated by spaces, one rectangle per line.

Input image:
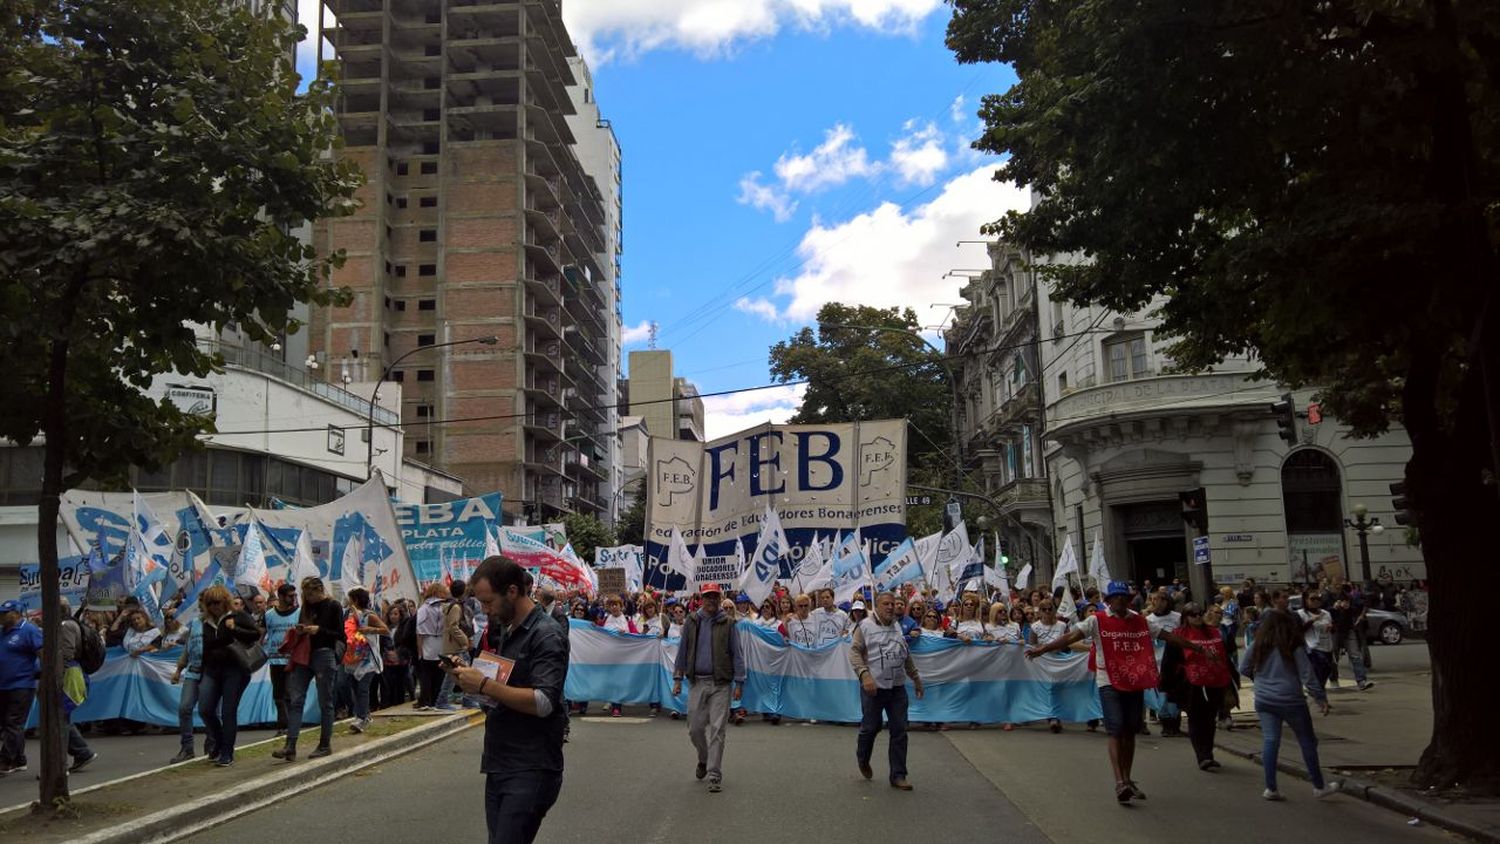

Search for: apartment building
xmin=625 ymin=350 xmax=705 ymax=444
xmin=311 ymin=0 xmax=615 ymax=522
xmin=947 ymin=240 xmax=1054 ymax=576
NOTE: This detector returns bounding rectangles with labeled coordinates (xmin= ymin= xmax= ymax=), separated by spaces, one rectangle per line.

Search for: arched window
xmin=1281 ymin=449 xmax=1347 ymax=582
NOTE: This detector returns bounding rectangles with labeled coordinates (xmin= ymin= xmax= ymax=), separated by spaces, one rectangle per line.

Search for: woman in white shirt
xmin=953 ymin=592 xmax=988 ymax=642
xmin=1298 ymin=590 xmax=1336 ymax=698
xmin=1030 ymin=600 xmax=1073 ymax=733
xmin=122 ymin=610 xmax=162 ymax=658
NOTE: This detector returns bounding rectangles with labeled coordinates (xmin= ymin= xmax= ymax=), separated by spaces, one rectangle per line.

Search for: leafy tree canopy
xmin=561 ymin=511 xmax=617 ymax=566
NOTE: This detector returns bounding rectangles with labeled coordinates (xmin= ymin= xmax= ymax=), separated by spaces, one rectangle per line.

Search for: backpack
xmin=396 ymin=615 xmax=418 ymax=656
xmin=72 ymin=616 xmax=107 ymax=675
xmin=457 ymin=598 xmax=476 ymax=638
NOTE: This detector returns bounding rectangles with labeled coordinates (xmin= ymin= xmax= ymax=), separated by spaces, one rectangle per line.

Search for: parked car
xmin=1286 ymin=595 xmax=1408 ymax=645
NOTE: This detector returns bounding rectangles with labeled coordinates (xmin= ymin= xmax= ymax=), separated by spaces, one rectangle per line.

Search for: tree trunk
xmin=36 ymin=338 xmax=70 ymax=807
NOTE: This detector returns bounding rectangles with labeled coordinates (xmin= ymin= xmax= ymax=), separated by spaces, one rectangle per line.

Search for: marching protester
xmin=1174 ymin=603 xmax=1235 ymax=771
xmin=1147 ymin=589 xmax=1185 ymax=736
xmin=170 ymin=594 xmax=209 ymax=763
xmin=1239 ymin=609 xmax=1339 ymax=801
xmin=197 ymin=585 xmax=262 ymax=767
xmin=276 ymin=576 xmax=344 ymax=762
xmin=1027 ymin=580 xmax=1205 ymax=804
xmin=1297 ymin=588 xmax=1337 ymax=699
xmin=122 ymin=608 xmax=162 ymax=658
xmin=342 ymin=587 xmax=388 ymax=733
xmin=384 ymin=601 xmax=416 ymax=707
xmin=784 ymin=594 xmax=818 ymax=647
xmin=952 ymin=592 xmax=987 ymax=641
xmin=671 ymin=585 xmax=745 ymax=794
xmin=600 ymin=596 xmax=633 ymax=717
xmin=55 ymin=598 xmax=98 ymax=772
xmin=448 ymin=556 xmax=568 ymax=844
xmin=811 ymin=589 xmax=850 ymax=646
xmin=0 ymin=599 xmax=42 ymax=774
xmin=1031 ymin=599 xmax=1072 ymax=733
xmin=850 ymin=592 xmax=924 ymax=790
xmin=263 ymin=583 xmax=299 ymax=735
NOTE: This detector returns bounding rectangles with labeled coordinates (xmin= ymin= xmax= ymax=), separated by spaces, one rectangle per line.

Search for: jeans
xmin=1336 ymin=631 xmax=1368 ymax=684
xmin=1257 ymin=700 xmax=1325 ymax=790
xmin=269 ymin=664 xmax=290 ymax=729
xmin=199 ymin=665 xmax=248 ymax=763
xmin=687 ymin=678 xmax=733 ymax=780
xmin=484 ymin=770 xmax=562 ymax=844
xmin=177 ymin=676 xmax=202 ymax=749
xmin=856 ymin=685 xmax=910 ymax=783
xmin=1185 ymin=685 xmax=1223 ymax=764
xmin=0 ymin=687 xmax=36 ymax=766
xmin=1307 ymin=649 xmax=1333 ymax=693
xmin=347 ymin=670 xmax=374 ymax=721
xmin=286 ymin=647 xmax=337 ymax=748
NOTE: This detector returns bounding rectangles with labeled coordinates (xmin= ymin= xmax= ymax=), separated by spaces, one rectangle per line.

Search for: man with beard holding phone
xmin=446 ymin=556 xmax=568 ymax=844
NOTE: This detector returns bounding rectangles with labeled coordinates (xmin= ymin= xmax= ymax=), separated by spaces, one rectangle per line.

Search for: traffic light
xmin=1180 ymin=487 xmax=1208 ymax=534
xmin=1271 ymin=393 xmax=1297 ymax=445
xmin=1390 ymin=481 xmax=1417 ymax=527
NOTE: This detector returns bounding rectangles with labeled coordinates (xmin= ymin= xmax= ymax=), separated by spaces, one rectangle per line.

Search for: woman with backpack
xmin=340 ymin=588 xmax=388 ymax=733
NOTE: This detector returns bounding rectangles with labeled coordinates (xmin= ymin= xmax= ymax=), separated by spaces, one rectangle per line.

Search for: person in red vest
xmin=1027 ymin=579 xmax=1205 ymax=804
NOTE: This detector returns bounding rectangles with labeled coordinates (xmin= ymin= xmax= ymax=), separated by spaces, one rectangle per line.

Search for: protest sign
xmin=597 ymin=568 xmax=627 ymax=596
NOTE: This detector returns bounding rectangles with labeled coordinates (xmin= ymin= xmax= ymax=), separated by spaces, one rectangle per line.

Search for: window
xmin=418 ymin=298 xmax=436 ymax=311
xmin=396 ymin=197 xmax=407 ymax=209
xmin=419 ymin=196 xmax=437 ymax=208
xmin=1058 ymin=371 xmax=1068 ymax=393
xmin=423 ymin=111 xmax=440 ymax=125
xmin=395 ymin=161 xmax=409 ymax=176
xmin=419 ymin=161 xmax=438 ymax=175
xmin=1004 ymin=443 xmax=1017 ymax=485
xmin=1105 ymin=333 xmax=1149 ymax=382
xmin=395 ymin=300 xmax=406 ymax=312
xmin=383 ymin=332 xmax=390 ymax=348
xmin=418 ymin=334 xmax=435 ymax=347
xmin=383 ymin=295 xmax=391 ymax=310
xmin=424 ymin=44 xmax=440 ymax=57
xmin=392 ymin=371 xmax=405 ymax=383
xmin=424 ymin=77 xmax=440 ymax=90
xmin=1021 ymin=425 xmax=1035 ymax=479
xmin=422 ymin=141 xmax=440 ymax=155
xmin=415 ymin=403 xmax=433 ymax=418
xmin=418 ymin=264 xmax=436 ymax=276
xmin=414 ymin=440 xmax=432 ymax=455
xmin=419 ymin=229 xmax=436 ymax=242
xmin=385 ymin=193 xmax=393 ymax=206
xmin=417 ymin=369 xmax=435 ymax=382
xmin=394 ymin=265 xmax=407 ymax=278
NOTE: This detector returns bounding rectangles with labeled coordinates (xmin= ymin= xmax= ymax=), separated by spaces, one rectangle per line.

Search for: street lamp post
xmin=1344 ymin=502 xmax=1385 ymax=585
xmin=365 ymin=335 xmax=499 ymax=477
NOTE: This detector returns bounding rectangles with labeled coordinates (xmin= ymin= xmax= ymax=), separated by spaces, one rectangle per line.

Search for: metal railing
xmin=199 ymin=339 xmax=398 ymax=426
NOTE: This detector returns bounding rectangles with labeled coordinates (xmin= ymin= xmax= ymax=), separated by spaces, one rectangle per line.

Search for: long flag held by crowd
xmin=498 ymin=526 xmax=593 ymax=591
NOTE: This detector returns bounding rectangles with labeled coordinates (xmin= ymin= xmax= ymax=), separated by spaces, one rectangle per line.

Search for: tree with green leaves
xmin=616 ymin=483 xmax=646 ymax=547
xmin=947 ymin=0 xmax=1498 ymax=791
xmin=561 ymin=511 xmax=617 ymax=567
xmin=769 ymin=303 xmax=980 ymax=537
xmin=0 ymin=0 xmax=359 ymax=805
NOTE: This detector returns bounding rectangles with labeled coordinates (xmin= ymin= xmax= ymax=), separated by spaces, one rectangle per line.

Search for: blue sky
xmin=299 ymin=1 xmax=1024 ymax=439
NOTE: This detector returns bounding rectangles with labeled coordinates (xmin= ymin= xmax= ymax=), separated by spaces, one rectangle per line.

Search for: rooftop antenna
xmin=647 ymin=321 xmax=659 ymax=350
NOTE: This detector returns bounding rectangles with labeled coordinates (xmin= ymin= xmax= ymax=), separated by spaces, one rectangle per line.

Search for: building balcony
xmin=523 ymin=299 xmax=561 ymax=339
xmin=994 ymin=380 xmax=1040 ymax=430
xmin=993 ymin=477 xmax=1051 ymax=518
xmin=522 ymin=411 xmax=563 ymax=442
xmin=523 ymin=272 xmax=561 ymax=308
xmin=524 ymin=445 xmax=565 ymax=477
xmin=523 ymin=236 xmax=562 ymax=275
xmin=522 ymin=375 xmax=562 ymax=407
xmin=523 ymin=339 xmax=563 ymax=373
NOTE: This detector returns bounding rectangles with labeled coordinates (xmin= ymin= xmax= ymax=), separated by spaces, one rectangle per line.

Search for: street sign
xmin=905 ymin=495 xmax=933 ymax=506
xmin=1192 ymin=535 xmax=1211 ymax=566
xmin=946 ymin=499 xmax=962 ymax=523
xmin=597 ymin=568 xmax=627 ymax=595
xmin=1223 ymin=533 xmax=1255 ymax=544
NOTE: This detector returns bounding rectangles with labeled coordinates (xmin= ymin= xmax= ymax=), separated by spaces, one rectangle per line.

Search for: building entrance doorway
xmin=1117 ymin=500 xmax=1187 ymax=586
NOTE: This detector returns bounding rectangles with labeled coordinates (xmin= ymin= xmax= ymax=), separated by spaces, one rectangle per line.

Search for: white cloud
xmin=733 ymin=296 xmax=782 ymax=321
xmin=773 ymin=124 xmax=876 ymax=193
xmin=949 ymin=94 xmax=968 ymax=124
xmin=737 ymin=172 xmax=798 ymax=222
xmin=561 ymin=1 xmax=944 ymax=62
xmin=738 ymin=165 xmax=1029 ymax=329
xmin=889 ymin=121 xmax=948 ymax=187
xmin=702 ymin=384 xmax=808 ymax=440
xmin=621 ymin=320 xmax=655 ymax=347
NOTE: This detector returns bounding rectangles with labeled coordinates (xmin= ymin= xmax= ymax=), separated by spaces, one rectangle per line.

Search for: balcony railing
xmin=198 ymin=339 xmax=397 ymax=426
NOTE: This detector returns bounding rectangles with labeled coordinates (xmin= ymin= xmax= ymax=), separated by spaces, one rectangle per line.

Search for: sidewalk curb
xmin=70 ymin=711 xmax=483 ymax=844
xmin=1213 ymin=739 xmax=1500 ymax=843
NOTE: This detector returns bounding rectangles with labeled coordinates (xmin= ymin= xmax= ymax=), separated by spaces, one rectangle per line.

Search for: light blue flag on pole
xmin=872 ymin=537 xmax=924 ymax=593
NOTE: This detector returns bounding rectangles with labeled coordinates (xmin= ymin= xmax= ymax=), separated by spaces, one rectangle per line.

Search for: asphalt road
xmin=182 ymin=681 xmax=1451 ymax=844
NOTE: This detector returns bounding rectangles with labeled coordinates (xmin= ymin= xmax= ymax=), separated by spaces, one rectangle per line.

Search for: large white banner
xmin=645 ymin=420 xmax=906 ymax=585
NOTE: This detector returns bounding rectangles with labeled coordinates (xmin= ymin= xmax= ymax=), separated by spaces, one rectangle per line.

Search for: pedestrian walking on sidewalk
xmin=1028 ymin=580 xmax=1205 ymax=804
xmin=262 ymin=583 xmax=300 ymax=735
xmin=0 ymin=600 xmax=42 ymax=774
xmin=341 ymin=587 xmax=388 ymax=733
xmin=1297 ymin=590 xmax=1337 ymax=698
xmin=275 ymin=576 xmax=345 ymax=762
xmin=672 ymin=585 xmax=745 ymax=794
xmin=1176 ymin=603 xmax=1234 ymax=771
xmin=448 ymin=556 xmax=568 ymax=844
xmin=170 ymin=595 xmax=210 ymax=763
xmin=851 ymin=592 xmax=924 ymax=790
xmin=1330 ymin=585 xmax=1374 ymax=691
xmin=197 ymin=585 xmax=262 ymax=767
xmin=1239 ymin=609 xmax=1339 ymax=802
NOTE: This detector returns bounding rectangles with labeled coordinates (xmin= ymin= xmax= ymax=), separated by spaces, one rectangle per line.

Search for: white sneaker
xmin=1262 ymin=789 xmax=1286 ymax=801
xmin=1314 ymin=782 xmax=1340 ymax=799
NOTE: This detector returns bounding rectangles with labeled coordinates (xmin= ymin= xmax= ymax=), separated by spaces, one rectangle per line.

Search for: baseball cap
xmin=1106 ymin=580 xmax=1131 ymax=598
xmin=699 ymin=584 xmax=723 ymax=597
xmin=850 ymin=600 xmax=867 ymax=611
xmin=0 ymin=599 xmax=23 ymax=614
xmin=735 ymin=592 xmax=751 ymax=604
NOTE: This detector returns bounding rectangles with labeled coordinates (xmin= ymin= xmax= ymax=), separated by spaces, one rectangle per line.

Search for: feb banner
xmin=645 ymin=420 xmax=906 ymax=579
xmin=394 ymin=492 xmax=503 ymax=584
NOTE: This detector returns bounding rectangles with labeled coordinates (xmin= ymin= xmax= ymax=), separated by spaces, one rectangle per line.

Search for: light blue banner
xmin=394 ymin=493 xmax=503 ymax=584
xmin=564 ymin=620 xmax=1103 ymax=724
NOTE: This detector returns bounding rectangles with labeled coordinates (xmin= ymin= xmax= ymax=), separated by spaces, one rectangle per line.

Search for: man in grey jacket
xmin=671 ymin=586 xmax=745 ymax=794
xmin=850 ymin=592 xmax=923 ymax=790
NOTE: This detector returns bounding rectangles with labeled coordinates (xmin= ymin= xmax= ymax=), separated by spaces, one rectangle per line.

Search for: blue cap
xmin=0 ymin=599 xmax=23 ymax=614
xmin=664 ymin=597 xmax=680 ymax=607
xmin=735 ymin=592 xmax=751 ymax=604
xmin=931 ymin=600 xmax=946 ymax=612
xmin=1106 ymin=580 xmax=1131 ymax=598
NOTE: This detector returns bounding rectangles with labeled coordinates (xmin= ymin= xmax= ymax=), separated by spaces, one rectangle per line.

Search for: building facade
xmin=947 ymin=241 xmax=1053 ymax=576
xmin=311 ymin=0 xmax=615 ymax=523
xmin=625 ymin=350 xmax=705 ymax=443
xmin=1035 ymin=258 xmax=1427 ymax=590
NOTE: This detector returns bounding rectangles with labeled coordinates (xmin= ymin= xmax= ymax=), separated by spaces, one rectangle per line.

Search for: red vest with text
xmin=1095 ymin=611 xmax=1160 ymax=692
xmin=1181 ymin=624 xmax=1231 ymax=688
